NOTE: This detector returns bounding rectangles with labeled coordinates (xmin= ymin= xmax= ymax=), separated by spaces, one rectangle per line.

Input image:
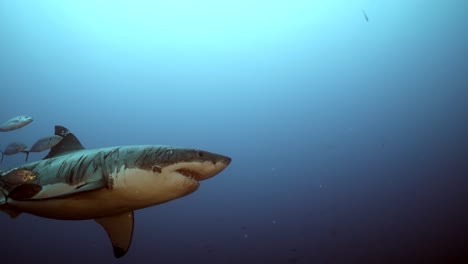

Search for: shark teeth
xmin=176 ymin=169 xmax=202 ymax=181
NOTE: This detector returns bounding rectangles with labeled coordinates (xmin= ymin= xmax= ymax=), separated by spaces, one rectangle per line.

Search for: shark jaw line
xmin=176 ymin=168 xmax=203 ymax=181
xmin=114 ymin=161 xmax=220 ymax=205
xmin=162 ymin=160 xmax=218 ymax=183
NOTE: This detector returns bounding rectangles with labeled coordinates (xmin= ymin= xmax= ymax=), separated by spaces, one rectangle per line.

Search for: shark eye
xmin=197 ymin=151 xmax=204 ymax=157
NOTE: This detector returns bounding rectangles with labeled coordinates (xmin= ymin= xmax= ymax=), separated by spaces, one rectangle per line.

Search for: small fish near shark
xmin=0 ymin=115 xmax=33 ymax=132
xmin=0 ymin=142 xmax=28 ymax=163
xmin=0 ymin=136 xmax=62 ymax=163
xmin=22 ymin=135 xmax=63 ymax=161
xmin=0 ymin=125 xmax=231 ymax=258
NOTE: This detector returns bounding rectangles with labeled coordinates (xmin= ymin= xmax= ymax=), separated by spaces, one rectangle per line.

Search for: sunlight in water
xmin=42 ymin=0 xmax=332 ymax=50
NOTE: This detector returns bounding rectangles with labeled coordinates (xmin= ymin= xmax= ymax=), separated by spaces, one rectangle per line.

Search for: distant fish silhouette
xmin=0 ymin=115 xmax=33 ymax=132
xmin=362 ymin=9 xmax=369 ymax=22
xmin=23 ymin=135 xmax=63 ymax=161
xmin=1 ymin=142 xmax=28 ymax=163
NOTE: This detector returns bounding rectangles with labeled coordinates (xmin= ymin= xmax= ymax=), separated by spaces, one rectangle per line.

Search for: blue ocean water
xmin=1 ymin=0 xmax=467 ymax=263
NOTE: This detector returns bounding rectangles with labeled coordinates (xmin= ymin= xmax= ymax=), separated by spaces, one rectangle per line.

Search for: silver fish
xmin=1 ymin=142 xmax=28 ymax=163
xmin=23 ymin=135 xmax=63 ymax=161
xmin=0 ymin=115 xmax=33 ymax=132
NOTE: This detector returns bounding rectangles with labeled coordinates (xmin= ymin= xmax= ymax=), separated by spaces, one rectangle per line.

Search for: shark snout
xmin=196 ymin=152 xmax=231 ymax=181
xmin=213 ymin=155 xmax=231 ymax=172
xmin=217 ymin=155 xmax=231 ymax=169
xmin=209 ymin=152 xmax=231 ymax=167
xmin=185 ymin=151 xmax=231 ymax=181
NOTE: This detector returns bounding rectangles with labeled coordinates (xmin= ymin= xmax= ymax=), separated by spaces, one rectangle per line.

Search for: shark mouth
xmin=176 ymin=169 xmax=203 ymax=181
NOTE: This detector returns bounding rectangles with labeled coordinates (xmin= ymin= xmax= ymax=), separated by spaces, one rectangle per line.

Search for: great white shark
xmin=0 ymin=125 xmax=231 ymax=258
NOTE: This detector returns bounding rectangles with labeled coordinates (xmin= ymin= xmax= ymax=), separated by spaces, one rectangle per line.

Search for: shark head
xmin=115 ymin=145 xmax=231 ymax=207
xmin=155 ymin=147 xmax=232 ymax=182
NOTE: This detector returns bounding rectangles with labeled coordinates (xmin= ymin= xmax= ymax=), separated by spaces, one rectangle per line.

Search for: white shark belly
xmin=8 ymin=168 xmax=199 ymax=220
xmin=9 ymin=189 xmax=127 ymax=220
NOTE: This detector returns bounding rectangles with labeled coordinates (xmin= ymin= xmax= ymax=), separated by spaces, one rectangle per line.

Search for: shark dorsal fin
xmin=95 ymin=211 xmax=134 ymax=258
xmin=43 ymin=125 xmax=85 ymax=159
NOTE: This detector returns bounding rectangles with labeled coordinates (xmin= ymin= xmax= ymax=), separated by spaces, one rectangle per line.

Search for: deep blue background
xmin=1 ymin=1 xmax=467 ymax=263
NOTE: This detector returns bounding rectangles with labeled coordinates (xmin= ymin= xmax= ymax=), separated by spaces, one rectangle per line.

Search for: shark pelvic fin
xmin=0 ymin=207 xmax=22 ymax=218
xmin=43 ymin=125 xmax=85 ymax=159
xmin=95 ymin=211 xmax=135 ymax=258
xmin=0 ymin=192 xmax=22 ymax=218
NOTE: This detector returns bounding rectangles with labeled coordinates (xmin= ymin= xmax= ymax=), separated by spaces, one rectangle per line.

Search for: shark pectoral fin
xmin=27 ymin=180 xmax=106 ymax=200
xmin=8 ymin=183 xmax=43 ymax=201
xmin=95 ymin=211 xmax=134 ymax=258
